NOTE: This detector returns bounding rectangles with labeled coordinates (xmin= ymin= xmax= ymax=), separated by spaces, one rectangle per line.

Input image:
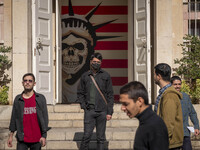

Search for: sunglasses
xmin=23 ymin=79 xmax=33 ymax=83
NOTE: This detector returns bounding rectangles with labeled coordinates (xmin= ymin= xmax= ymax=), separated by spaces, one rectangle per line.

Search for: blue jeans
xmin=17 ymin=141 xmax=41 ymax=150
xmin=80 ymin=109 xmax=107 ymax=150
xmin=182 ymin=136 xmax=192 ymax=150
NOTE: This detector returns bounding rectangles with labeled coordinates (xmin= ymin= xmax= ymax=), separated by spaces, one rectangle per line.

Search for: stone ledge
xmin=53 ymin=104 xmax=81 ymax=113
xmin=49 ymin=121 xmax=73 ymax=128
xmin=0 ymin=106 xmax=12 ymax=120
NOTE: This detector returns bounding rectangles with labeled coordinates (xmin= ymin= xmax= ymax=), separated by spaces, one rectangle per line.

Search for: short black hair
xmin=22 ymin=73 xmax=35 ymax=82
xmin=154 ymin=63 xmax=171 ymax=82
xmin=171 ymin=76 xmax=181 ymax=84
xmin=120 ymin=81 xmax=149 ymax=105
xmin=90 ymin=52 xmax=103 ymax=61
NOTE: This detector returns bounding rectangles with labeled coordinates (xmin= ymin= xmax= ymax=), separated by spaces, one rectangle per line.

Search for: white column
xmin=12 ymin=0 xmax=32 ymax=99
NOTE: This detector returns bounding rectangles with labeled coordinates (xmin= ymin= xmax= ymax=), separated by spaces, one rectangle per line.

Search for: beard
xmin=24 ymin=87 xmax=33 ymax=93
xmin=154 ymin=79 xmax=160 ymax=86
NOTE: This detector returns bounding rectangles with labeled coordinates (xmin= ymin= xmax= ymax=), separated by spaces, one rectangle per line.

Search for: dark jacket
xmin=134 ymin=105 xmax=169 ymax=150
xmin=9 ymin=91 xmax=49 ymax=141
xmin=77 ymin=69 xmax=114 ymax=115
xmin=157 ymin=86 xmax=183 ymax=149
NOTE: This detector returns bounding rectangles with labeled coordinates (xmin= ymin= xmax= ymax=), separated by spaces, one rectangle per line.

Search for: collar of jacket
xmin=162 ymin=86 xmax=183 ymax=100
xmin=135 ymin=105 xmax=153 ymax=124
xmin=88 ymin=68 xmax=104 ymax=76
xmin=18 ymin=90 xmax=40 ymax=101
xmin=159 ymin=83 xmax=171 ymax=95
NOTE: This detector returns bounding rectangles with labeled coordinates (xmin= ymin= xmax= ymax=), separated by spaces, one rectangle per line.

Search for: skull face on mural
xmin=61 ymin=16 xmax=95 ymax=85
xmin=62 ymin=34 xmax=88 ymax=75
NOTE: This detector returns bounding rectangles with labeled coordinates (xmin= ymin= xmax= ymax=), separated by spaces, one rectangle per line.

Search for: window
xmin=188 ymin=20 xmax=200 ymax=36
xmin=189 ymin=0 xmax=200 ymax=12
xmin=187 ymin=0 xmax=200 ymax=36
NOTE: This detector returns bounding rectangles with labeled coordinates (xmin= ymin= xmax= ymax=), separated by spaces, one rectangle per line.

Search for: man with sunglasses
xmin=7 ymin=73 xmax=49 ymax=150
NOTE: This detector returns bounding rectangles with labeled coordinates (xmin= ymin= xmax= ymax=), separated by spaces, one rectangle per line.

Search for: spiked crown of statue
xmin=62 ymin=0 xmax=118 ymax=47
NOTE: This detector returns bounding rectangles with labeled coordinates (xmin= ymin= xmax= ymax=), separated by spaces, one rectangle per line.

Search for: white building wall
xmin=154 ymin=0 xmax=183 ymax=95
xmin=12 ymin=0 xmax=32 ymax=100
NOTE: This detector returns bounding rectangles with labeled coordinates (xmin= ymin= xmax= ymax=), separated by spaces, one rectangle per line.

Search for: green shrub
xmin=0 ymin=46 xmax=12 ymax=86
xmin=0 ymin=86 xmax=9 ymax=105
xmin=0 ymin=46 xmax=12 ymax=105
xmin=181 ymin=80 xmax=190 ymax=94
xmin=181 ymin=79 xmax=200 ymax=104
xmin=174 ymin=35 xmax=200 ymax=103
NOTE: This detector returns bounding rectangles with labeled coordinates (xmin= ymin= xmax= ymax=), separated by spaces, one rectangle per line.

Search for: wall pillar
xmin=12 ymin=0 xmax=32 ymax=99
xmin=155 ymin=0 xmax=183 ymax=68
xmin=154 ymin=0 xmax=183 ymax=96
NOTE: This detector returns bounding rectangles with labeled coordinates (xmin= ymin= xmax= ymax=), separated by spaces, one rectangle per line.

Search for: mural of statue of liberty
xmin=62 ymin=0 xmax=117 ymax=103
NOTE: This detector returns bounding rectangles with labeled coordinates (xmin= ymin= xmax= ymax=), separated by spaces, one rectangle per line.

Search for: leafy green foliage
xmin=0 ymin=46 xmax=12 ymax=105
xmin=181 ymin=80 xmax=200 ymax=104
xmin=174 ymin=35 xmax=200 ymax=80
xmin=174 ymin=35 xmax=200 ymax=103
xmin=0 ymin=46 xmax=12 ymax=86
xmin=180 ymin=80 xmax=190 ymax=94
xmin=0 ymin=86 xmax=9 ymax=105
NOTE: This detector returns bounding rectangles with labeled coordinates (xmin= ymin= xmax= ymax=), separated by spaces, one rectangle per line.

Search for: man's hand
xmin=7 ymin=132 xmax=13 ymax=147
xmin=194 ymin=129 xmax=200 ymax=136
xmin=40 ymin=137 xmax=46 ymax=147
xmin=106 ymin=115 xmax=112 ymax=121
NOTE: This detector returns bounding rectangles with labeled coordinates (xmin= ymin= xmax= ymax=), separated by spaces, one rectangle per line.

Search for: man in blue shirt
xmin=171 ymin=76 xmax=200 ymax=150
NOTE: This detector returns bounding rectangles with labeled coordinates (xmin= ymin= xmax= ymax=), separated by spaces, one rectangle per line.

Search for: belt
xmin=88 ymin=104 xmax=95 ymax=109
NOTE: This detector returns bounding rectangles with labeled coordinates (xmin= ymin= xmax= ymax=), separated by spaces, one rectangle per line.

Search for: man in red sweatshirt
xmin=7 ymin=73 xmax=49 ymax=150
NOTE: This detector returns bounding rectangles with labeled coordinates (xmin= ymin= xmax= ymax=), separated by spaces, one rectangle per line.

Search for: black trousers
xmin=80 ymin=109 xmax=107 ymax=150
xmin=17 ymin=141 xmax=41 ymax=150
xmin=182 ymin=136 xmax=192 ymax=150
xmin=169 ymin=147 xmax=182 ymax=150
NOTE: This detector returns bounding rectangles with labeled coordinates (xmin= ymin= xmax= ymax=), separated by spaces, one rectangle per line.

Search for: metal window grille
xmin=188 ymin=0 xmax=200 ymax=36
